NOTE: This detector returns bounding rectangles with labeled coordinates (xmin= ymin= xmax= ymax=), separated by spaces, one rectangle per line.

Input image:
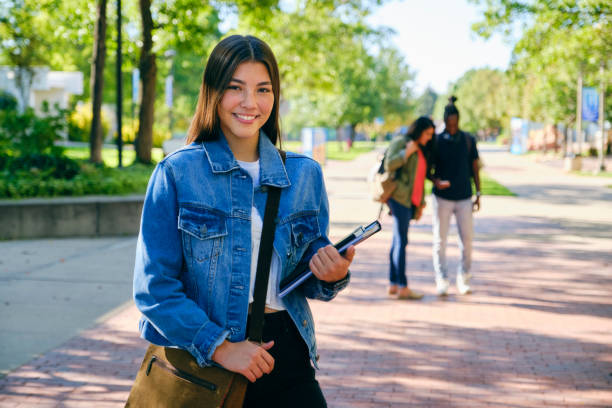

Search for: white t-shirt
xmin=237 ymin=159 xmax=285 ymax=311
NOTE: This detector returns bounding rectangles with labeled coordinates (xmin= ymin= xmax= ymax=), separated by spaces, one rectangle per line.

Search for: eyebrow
xmin=229 ymin=78 xmax=272 ymax=86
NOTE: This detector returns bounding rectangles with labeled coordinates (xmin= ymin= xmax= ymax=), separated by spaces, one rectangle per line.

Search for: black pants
xmin=243 ymin=311 xmax=327 ymax=408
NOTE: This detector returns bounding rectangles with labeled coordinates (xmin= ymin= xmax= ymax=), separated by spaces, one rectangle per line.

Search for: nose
xmin=240 ymin=88 xmax=256 ymax=109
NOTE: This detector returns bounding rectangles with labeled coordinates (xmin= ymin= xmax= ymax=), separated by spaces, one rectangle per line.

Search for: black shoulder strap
xmin=247 ymin=150 xmax=285 ymax=343
xmin=464 ymin=131 xmax=472 ymax=155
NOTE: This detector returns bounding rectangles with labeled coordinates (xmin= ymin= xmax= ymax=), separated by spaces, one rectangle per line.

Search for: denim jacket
xmin=133 ymin=133 xmax=349 ymax=368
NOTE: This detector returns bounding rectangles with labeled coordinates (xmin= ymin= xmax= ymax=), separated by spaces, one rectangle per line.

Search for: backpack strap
xmin=247 ymin=149 xmax=285 ymax=343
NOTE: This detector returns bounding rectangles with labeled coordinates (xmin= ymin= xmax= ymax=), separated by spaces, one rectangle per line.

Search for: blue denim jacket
xmin=133 ymin=133 xmax=349 ymax=368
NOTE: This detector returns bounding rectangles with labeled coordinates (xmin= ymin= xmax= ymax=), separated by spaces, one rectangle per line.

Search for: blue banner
xmin=582 ymin=87 xmax=599 ymax=122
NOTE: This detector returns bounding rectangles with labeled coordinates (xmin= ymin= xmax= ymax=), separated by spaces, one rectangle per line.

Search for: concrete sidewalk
xmin=1 ymin=147 xmax=611 ymax=407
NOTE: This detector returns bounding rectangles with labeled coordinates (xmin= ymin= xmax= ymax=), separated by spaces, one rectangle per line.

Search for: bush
xmin=2 ymin=153 xmax=81 ymax=179
xmin=116 ymin=119 xmax=171 ymax=148
xmin=0 ymin=161 xmax=154 ymax=199
xmin=0 ymin=91 xmax=17 ymax=111
xmin=68 ymin=103 xmax=111 ymax=142
xmin=0 ymin=103 xmax=67 ymax=156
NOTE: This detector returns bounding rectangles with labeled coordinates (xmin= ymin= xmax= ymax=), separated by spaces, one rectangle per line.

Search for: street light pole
xmin=598 ymin=61 xmax=606 ymax=172
xmin=576 ymin=72 xmax=583 ymax=156
xmin=164 ymin=49 xmax=176 ymax=139
xmin=116 ymin=0 xmax=123 ymax=168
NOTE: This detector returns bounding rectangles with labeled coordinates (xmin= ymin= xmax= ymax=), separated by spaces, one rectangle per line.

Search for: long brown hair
xmin=186 ymin=35 xmax=281 ymax=146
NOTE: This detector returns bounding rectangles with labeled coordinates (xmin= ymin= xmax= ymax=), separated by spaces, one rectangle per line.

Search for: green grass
xmin=573 ymin=170 xmax=612 ymax=178
xmin=281 ymin=140 xmax=377 ymax=161
xmin=423 ymin=171 xmax=515 ymax=197
xmin=480 ymin=172 xmax=516 ymax=196
xmin=63 ymin=146 xmax=164 ymax=168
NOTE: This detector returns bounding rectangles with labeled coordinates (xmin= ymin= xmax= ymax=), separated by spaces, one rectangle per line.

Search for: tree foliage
xmin=434 ymin=68 xmax=519 ymax=137
xmin=2 ymin=0 xmax=414 ymax=158
xmin=415 ymin=87 xmax=438 ymax=118
xmin=469 ymin=0 xmax=611 ymax=125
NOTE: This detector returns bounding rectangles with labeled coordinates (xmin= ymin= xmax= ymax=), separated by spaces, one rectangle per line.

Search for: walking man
xmin=430 ymin=96 xmax=481 ymax=295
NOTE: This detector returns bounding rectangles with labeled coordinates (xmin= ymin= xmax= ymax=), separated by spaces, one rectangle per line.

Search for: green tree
xmin=0 ymin=0 xmax=58 ymax=113
xmin=415 ymin=87 xmax=438 ymax=118
xmin=433 ymin=68 xmax=519 ymax=138
xmin=238 ymin=1 xmax=412 ymax=141
xmin=469 ymin=0 xmax=611 ymax=126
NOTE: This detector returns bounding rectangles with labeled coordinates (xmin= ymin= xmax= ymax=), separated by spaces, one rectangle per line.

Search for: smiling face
xmin=217 ymin=61 xmax=275 ymax=151
xmin=445 ymin=114 xmax=459 ymax=136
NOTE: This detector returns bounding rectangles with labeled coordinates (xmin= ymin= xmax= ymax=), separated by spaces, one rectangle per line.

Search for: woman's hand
xmin=309 ymin=245 xmax=355 ymax=283
xmin=211 ymin=340 xmax=275 ymax=382
xmin=404 ymin=140 xmax=418 ymax=158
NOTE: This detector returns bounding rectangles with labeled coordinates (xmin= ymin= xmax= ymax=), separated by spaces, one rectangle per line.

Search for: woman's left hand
xmin=309 ymin=245 xmax=355 ymax=283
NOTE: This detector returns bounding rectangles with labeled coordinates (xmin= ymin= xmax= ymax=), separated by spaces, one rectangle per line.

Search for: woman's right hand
xmin=404 ymin=140 xmax=418 ymax=158
xmin=211 ymin=340 xmax=275 ymax=382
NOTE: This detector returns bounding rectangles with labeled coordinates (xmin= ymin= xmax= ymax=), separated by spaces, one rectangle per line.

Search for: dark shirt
xmin=432 ymin=129 xmax=479 ymax=201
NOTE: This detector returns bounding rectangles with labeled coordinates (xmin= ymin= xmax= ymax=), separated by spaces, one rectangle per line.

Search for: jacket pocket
xmin=178 ymin=207 xmax=227 ymax=262
xmin=290 ymin=213 xmax=320 ymax=249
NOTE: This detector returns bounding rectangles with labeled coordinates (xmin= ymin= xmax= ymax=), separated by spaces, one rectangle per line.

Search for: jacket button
xmin=302 ymin=319 xmax=307 ymax=327
xmin=200 ymin=225 xmax=207 ymax=234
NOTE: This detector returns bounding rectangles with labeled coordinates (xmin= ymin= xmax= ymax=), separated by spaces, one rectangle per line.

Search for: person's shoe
xmin=435 ymin=278 xmax=450 ymax=296
xmin=388 ymin=285 xmax=399 ymax=296
xmin=456 ymin=273 xmax=472 ymax=295
xmin=398 ymin=287 xmax=424 ymax=300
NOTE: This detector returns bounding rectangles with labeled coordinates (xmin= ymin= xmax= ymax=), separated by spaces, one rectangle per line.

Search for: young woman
xmin=132 ymin=35 xmax=355 ymax=407
xmin=383 ymin=116 xmax=435 ymax=300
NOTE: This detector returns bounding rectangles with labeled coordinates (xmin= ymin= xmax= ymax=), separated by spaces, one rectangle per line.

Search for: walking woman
xmin=132 ymin=35 xmax=355 ymax=407
xmin=384 ymin=116 xmax=435 ymax=300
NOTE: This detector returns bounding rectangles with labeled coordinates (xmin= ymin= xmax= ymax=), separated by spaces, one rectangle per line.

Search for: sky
xmin=367 ymin=0 xmax=515 ymax=95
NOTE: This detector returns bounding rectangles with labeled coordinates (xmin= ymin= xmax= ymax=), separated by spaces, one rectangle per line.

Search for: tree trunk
xmin=347 ymin=123 xmax=356 ymax=151
xmin=136 ymin=0 xmax=156 ymax=164
xmin=89 ymin=0 xmax=107 ymax=164
xmin=14 ymin=67 xmax=34 ymax=114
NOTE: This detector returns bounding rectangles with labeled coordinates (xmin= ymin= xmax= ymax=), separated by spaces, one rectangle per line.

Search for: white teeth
xmin=236 ymin=114 xmax=256 ymax=120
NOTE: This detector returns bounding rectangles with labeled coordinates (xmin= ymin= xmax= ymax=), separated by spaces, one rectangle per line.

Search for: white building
xmin=0 ymin=66 xmax=83 ymax=114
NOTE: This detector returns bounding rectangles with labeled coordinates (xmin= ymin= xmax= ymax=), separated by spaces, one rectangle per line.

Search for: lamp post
xmin=164 ymin=49 xmax=176 ymax=139
xmin=116 ymin=0 xmax=123 ymax=168
xmin=598 ymin=61 xmax=606 ymax=172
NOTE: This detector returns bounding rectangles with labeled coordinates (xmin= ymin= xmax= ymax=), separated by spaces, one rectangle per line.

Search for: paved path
xmin=1 ymin=146 xmax=611 ymax=407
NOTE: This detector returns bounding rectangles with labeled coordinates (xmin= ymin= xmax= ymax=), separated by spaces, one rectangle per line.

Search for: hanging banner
xmin=510 ymin=117 xmax=528 ymax=154
xmin=301 ymin=127 xmax=327 ymax=165
xmin=582 ymin=87 xmax=599 ymax=122
xmin=132 ymin=69 xmax=139 ymax=103
xmin=165 ymin=76 xmax=173 ymax=108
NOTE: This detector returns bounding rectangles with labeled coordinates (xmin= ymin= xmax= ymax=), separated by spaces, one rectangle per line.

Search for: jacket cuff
xmin=320 ymin=271 xmax=351 ymax=295
xmin=189 ymin=321 xmax=230 ymax=367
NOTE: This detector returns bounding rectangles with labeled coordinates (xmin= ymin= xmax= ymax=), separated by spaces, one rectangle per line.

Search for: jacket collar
xmin=202 ymin=131 xmax=290 ymax=188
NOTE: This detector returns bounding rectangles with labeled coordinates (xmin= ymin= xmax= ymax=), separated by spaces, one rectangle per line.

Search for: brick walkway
xmin=1 ymin=147 xmax=611 ymax=407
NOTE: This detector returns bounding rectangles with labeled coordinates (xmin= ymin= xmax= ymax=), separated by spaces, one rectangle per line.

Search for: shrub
xmin=0 ymin=161 xmax=154 ymax=199
xmin=5 ymin=153 xmax=81 ymax=179
xmin=116 ymin=119 xmax=171 ymax=148
xmin=0 ymin=90 xmax=17 ymax=111
xmin=0 ymin=103 xmax=67 ymax=156
xmin=68 ymin=103 xmax=111 ymax=142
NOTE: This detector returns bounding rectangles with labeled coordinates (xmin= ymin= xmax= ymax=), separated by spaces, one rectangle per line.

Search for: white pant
xmin=431 ymin=194 xmax=473 ymax=281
